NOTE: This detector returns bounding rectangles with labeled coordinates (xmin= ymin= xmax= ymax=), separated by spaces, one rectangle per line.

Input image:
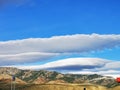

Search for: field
xmin=0 ymin=83 xmax=120 ymax=90
xmin=21 ymin=84 xmax=120 ymax=90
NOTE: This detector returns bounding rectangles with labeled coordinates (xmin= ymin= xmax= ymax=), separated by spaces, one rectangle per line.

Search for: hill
xmin=0 ymin=74 xmax=26 ymax=84
xmin=0 ymin=67 xmax=120 ymax=89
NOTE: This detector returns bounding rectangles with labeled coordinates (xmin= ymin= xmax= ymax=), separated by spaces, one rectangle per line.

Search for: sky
xmin=0 ymin=0 xmax=120 ymax=78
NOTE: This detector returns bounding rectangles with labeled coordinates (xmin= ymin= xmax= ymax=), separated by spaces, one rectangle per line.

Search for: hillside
xmin=0 ymin=74 xmax=26 ymax=84
xmin=0 ymin=67 xmax=120 ymax=88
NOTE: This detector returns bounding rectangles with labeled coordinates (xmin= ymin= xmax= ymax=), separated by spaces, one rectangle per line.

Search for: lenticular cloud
xmin=0 ymin=34 xmax=120 ymax=65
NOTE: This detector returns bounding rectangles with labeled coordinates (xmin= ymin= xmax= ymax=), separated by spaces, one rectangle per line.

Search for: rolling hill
xmin=0 ymin=67 xmax=120 ymax=90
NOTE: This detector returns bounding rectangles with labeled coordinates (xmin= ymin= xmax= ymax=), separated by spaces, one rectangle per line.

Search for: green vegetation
xmin=47 ymin=71 xmax=58 ymax=80
xmin=60 ymin=77 xmax=75 ymax=83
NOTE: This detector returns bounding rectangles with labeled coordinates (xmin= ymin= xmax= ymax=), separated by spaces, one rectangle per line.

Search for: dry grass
xmin=21 ymin=83 xmax=108 ymax=90
xmin=111 ymin=86 xmax=120 ymax=90
xmin=0 ymin=82 xmax=119 ymax=90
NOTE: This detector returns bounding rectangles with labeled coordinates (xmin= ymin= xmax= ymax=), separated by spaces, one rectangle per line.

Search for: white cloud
xmin=13 ymin=57 xmax=109 ymax=70
xmin=68 ymin=70 xmax=120 ymax=78
xmin=0 ymin=34 xmax=120 ymax=65
xmin=1 ymin=34 xmax=120 ymax=54
xmin=8 ymin=57 xmax=119 ymax=78
xmin=68 ymin=70 xmax=120 ymax=75
xmin=103 ymin=61 xmax=120 ymax=69
xmin=0 ymin=52 xmax=59 ymax=65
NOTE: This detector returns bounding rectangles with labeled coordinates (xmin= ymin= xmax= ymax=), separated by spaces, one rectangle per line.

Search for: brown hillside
xmin=0 ymin=74 xmax=26 ymax=84
xmin=47 ymin=80 xmax=66 ymax=84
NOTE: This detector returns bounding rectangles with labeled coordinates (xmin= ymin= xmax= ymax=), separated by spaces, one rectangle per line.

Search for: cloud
xmin=102 ymin=61 xmax=120 ymax=69
xmin=10 ymin=57 xmax=119 ymax=78
xmin=1 ymin=34 xmax=120 ymax=54
xmin=0 ymin=34 xmax=120 ymax=65
xmin=12 ymin=57 xmax=109 ymax=70
xmin=0 ymin=52 xmax=59 ymax=65
xmin=68 ymin=70 xmax=120 ymax=78
xmin=68 ymin=70 xmax=120 ymax=75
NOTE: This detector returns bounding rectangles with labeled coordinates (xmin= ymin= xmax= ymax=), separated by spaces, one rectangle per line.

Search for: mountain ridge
xmin=0 ymin=67 xmax=119 ymax=88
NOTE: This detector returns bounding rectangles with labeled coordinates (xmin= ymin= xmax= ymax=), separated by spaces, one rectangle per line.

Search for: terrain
xmin=0 ymin=67 xmax=120 ymax=90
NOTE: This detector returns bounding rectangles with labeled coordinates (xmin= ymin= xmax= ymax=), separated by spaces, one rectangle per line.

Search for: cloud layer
xmin=0 ymin=34 xmax=120 ymax=65
xmin=14 ymin=58 xmax=109 ymax=70
xmin=10 ymin=57 xmax=120 ymax=78
xmin=0 ymin=52 xmax=59 ymax=65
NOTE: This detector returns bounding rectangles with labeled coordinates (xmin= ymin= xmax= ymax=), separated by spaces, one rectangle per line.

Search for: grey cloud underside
xmin=38 ymin=61 xmax=120 ymax=71
xmin=0 ymin=34 xmax=120 ymax=65
xmin=45 ymin=65 xmax=103 ymax=71
xmin=0 ymin=52 xmax=59 ymax=65
xmin=0 ymin=34 xmax=120 ymax=54
xmin=14 ymin=58 xmax=110 ymax=70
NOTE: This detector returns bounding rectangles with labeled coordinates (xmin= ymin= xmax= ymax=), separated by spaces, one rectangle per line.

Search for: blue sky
xmin=0 ymin=0 xmax=120 ymax=40
xmin=0 ymin=0 xmax=120 ymax=77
